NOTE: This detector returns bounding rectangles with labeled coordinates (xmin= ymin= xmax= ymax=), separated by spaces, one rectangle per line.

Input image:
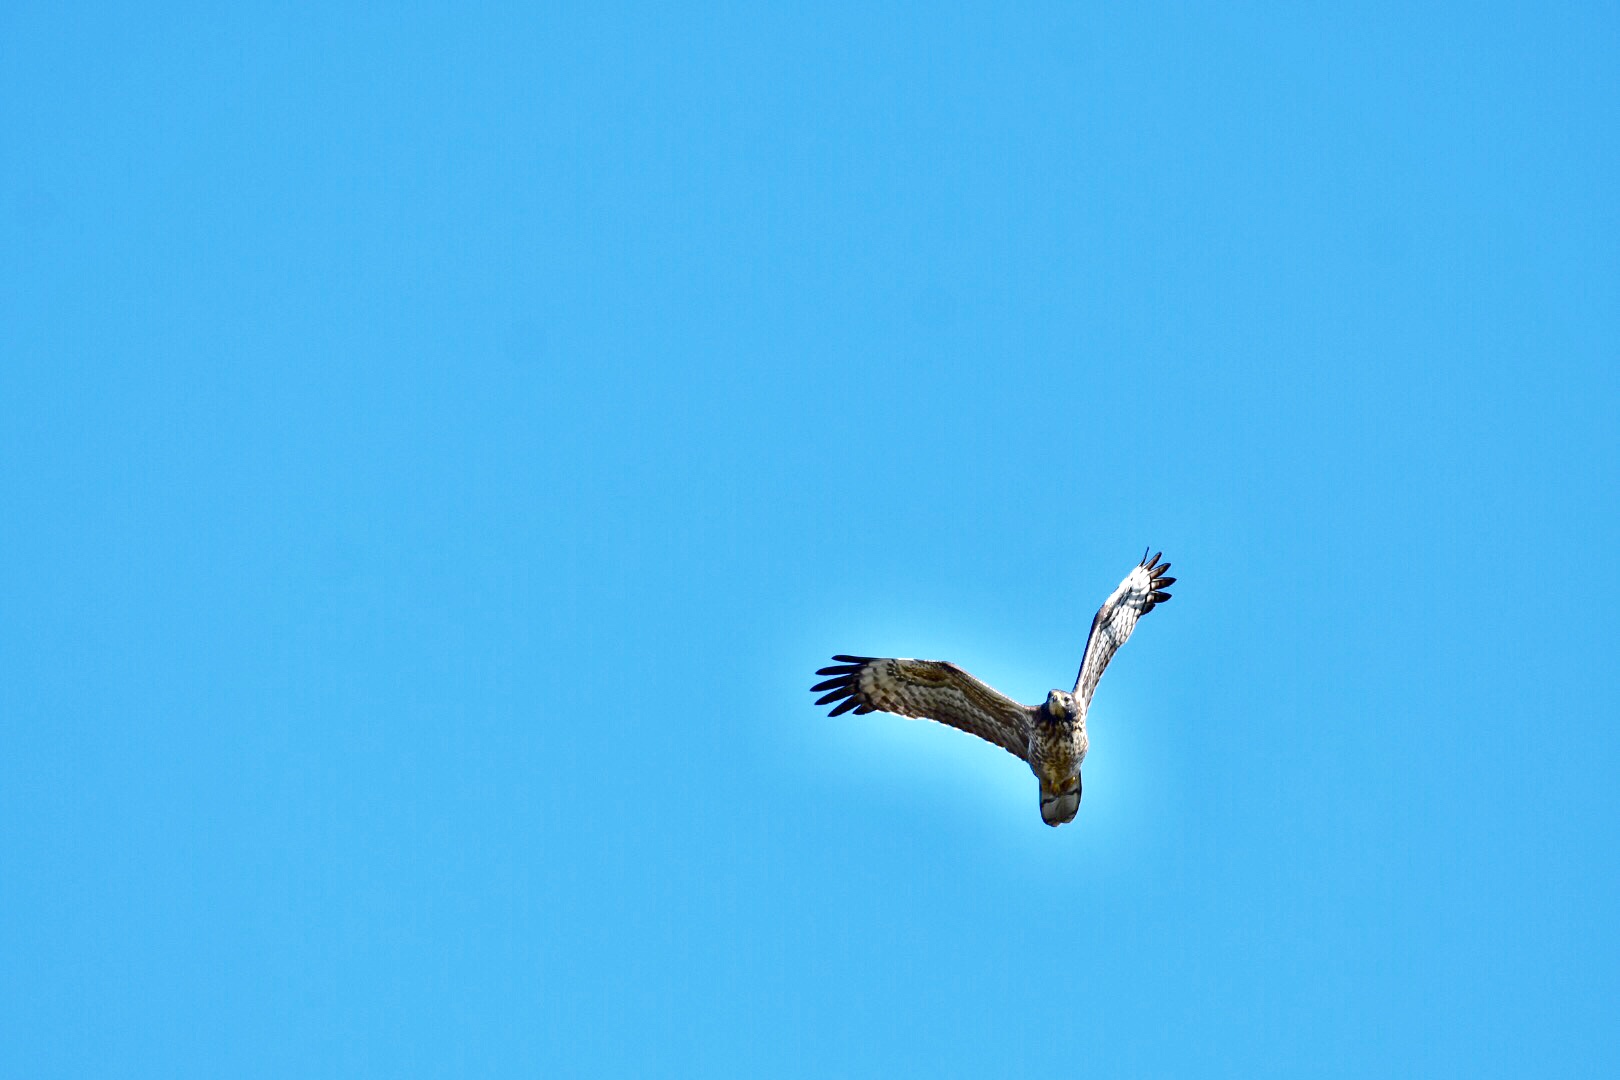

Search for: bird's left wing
xmin=811 ymin=656 xmax=1031 ymax=760
xmin=1071 ymin=550 xmax=1175 ymax=709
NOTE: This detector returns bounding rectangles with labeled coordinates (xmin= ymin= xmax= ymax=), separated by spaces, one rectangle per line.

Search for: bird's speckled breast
xmin=1028 ymin=719 xmax=1088 ymax=784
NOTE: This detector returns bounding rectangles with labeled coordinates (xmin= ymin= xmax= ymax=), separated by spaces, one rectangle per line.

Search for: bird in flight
xmin=811 ymin=550 xmax=1175 ymax=826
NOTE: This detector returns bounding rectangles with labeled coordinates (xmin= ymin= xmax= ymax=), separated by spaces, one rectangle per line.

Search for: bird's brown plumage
xmin=811 ymin=550 xmax=1175 ymax=826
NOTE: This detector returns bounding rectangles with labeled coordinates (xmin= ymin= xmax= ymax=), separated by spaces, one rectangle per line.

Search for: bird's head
xmin=1045 ymin=689 xmax=1077 ymax=722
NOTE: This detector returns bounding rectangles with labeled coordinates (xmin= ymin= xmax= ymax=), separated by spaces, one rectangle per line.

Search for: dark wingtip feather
xmin=1150 ymin=551 xmax=1162 ymax=568
xmin=852 ymin=705 xmax=875 ymax=715
xmin=1141 ymin=545 xmax=1151 ymax=565
xmin=1151 ymin=590 xmax=1172 ymax=603
xmin=1156 ymin=576 xmax=1176 ymax=588
xmin=816 ymin=656 xmax=873 ymax=714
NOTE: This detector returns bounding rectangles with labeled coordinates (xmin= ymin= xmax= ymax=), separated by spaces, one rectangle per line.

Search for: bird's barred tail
xmin=1039 ymin=774 xmax=1081 ymax=827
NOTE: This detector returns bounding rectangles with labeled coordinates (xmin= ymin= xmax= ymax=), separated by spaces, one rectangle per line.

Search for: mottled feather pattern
xmin=811 ymin=549 xmax=1174 ymax=826
xmin=811 ymin=657 xmax=1031 ymax=759
xmin=1072 ymin=549 xmax=1175 ymax=708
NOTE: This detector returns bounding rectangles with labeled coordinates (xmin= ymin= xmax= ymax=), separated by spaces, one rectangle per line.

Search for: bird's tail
xmin=1039 ymin=774 xmax=1081 ymax=827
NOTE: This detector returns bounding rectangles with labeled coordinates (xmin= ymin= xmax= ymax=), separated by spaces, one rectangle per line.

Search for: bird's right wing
xmin=811 ymin=656 xmax=1031 ymax=760
xmin=1071 ymin=550 xmax=1175 ymax=709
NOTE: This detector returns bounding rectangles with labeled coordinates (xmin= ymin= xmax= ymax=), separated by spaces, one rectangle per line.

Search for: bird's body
xmin=811 ymin=550 xmax=1175 ymax=826
xmin=1029 ymin=695 xmax=1088 ymax=826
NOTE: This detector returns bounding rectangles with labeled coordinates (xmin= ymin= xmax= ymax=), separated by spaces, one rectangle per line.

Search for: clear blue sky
xmin=4 ymin=3 xmax=1618 ymax=1076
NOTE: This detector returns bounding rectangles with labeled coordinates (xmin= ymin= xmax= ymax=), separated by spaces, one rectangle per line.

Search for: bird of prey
xmin=810 ymin=550 xmax=1175 ymax=826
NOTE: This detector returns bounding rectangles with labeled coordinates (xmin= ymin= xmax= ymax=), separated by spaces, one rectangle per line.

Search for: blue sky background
xmin=4 ymin=3 xmax=1618 ymax=1076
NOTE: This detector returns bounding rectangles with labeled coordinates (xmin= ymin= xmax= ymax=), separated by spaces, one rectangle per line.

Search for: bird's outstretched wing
xmin=811 ymin=656 xmax=1032 ymax=760
xmin=1071 ymin=549 xmax=1175 ymax=709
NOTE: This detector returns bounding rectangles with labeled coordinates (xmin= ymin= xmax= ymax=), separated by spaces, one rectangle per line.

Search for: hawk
xmin=811 ymin=550 xmax=1175 ymax=826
